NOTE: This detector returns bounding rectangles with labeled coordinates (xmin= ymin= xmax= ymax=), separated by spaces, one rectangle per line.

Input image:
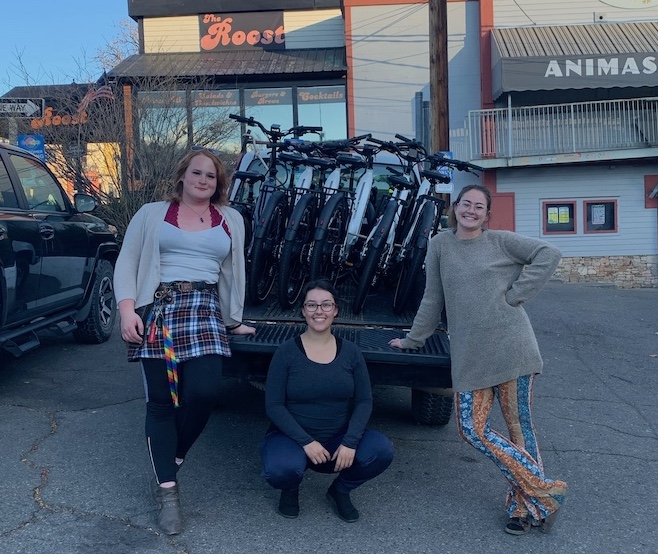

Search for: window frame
xmin=542 ymin=200 xmax=577 ymax=235
xmin=583 ymin=198 xmax=618 ymax=234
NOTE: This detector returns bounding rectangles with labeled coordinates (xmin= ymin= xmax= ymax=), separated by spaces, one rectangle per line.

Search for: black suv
xmin=0 ymin=143 xmax=119 ymax=357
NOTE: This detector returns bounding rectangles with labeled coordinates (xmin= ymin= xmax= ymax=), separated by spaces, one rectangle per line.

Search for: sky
xmin=0 ymin=0 xmax=131 ymax=92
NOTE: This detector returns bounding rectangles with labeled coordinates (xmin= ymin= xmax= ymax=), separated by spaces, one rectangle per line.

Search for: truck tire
xmin=73 ymin=259 xmax=116 ymax=344
xmin=411 ymin=388 xmax=453 ymax=426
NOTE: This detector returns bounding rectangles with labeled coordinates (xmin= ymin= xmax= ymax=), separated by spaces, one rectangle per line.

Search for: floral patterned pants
xmin=455 ymin=374 xmax=567 ymax=523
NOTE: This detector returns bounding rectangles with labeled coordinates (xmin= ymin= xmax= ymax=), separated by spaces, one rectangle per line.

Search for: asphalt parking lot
xmin=1 ymin=280 xmax=657 ymax=554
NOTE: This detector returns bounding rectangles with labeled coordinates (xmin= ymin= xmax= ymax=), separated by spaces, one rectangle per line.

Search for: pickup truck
xmin=0 ymin=143 xmax=119 ymax=358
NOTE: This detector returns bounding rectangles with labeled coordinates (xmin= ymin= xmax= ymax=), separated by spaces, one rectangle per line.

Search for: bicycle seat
xmin=305 ymin=156 xmax=335 ymax=170
xmin=233 ymin=170 xmax=265 ymax=182
xmin=421 ymin=169 xmax=451 ymax=184
xmin=279 ymin=151 xmax=306 ymax=165
xmin=387 ymin=175 xmax=415 ymax=189
xmin=336 ymin=152 xmax=366 ymax=168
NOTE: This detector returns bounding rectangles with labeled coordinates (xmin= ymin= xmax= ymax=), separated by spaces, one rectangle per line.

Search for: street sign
xmin=17 ymin=135 xmax=46 ymax=161
xmin=0 ymin=98 xmax=45 ymax=118
xmin=435 ymin=151 xmax=454 ymax=194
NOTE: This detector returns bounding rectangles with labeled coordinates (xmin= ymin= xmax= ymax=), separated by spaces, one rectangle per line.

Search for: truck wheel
xmin=73 ymin=259 xmax=116 ymax=344
xmin=411 ymin=388 xmax=453 ymax=426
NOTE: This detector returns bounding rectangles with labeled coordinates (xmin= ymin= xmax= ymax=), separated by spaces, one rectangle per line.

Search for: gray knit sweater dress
xmin=400 ymin=229 xmax=561 ymax=392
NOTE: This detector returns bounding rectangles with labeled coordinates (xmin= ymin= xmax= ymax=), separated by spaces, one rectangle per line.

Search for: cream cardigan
xmin=114 ymin=201 xmax=247 ymax=328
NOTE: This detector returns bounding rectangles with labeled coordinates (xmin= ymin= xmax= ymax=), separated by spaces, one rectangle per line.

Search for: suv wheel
xmin=73 ymin=260 xmax=116 ymax=344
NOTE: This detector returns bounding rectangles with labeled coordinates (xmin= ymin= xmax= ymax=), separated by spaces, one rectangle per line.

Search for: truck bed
xmin=224 ymin=286 xmax=452 ymax=389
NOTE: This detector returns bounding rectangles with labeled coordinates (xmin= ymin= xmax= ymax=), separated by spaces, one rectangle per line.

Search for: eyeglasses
xmin=303 ymin=301 xmax=336 ymax=312
xmin=191 ymin=145 xmax=222 ymax=157
xmin=457 ymin=200 xmax=487 ymax=213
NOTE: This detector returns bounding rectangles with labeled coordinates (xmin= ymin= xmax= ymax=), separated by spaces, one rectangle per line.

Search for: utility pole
xmin=429 ymin=0 xmax=449 ymax=153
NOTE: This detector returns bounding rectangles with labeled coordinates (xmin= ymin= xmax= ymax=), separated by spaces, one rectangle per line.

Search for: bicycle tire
xmin=247 ymin=191 xmax=287 ymax=305
xmin=393 ymin=202 xmax=435 ymax=313
xmin=351 ymin=202 xmax=396 ymax=314
xmin=277 ymin=193 xmax=316 ymax=309
xmin=309 ymin=193 xmax=348 ymax=282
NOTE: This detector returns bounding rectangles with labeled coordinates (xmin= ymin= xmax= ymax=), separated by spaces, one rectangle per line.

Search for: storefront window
xmin=191 ymin=89 xmax=242 ymax=154
xmin=136 ymin=91 xmax=188 ymax=149
xmin=297 ymin=85 xmax=347 ymax=140
xmin=244 ymin=87 xmax=293 ymax=140
xmin=584 ymin=199 xmax=617 ymax=233
xmin=542 ymin=200 xmax=576 ymax=234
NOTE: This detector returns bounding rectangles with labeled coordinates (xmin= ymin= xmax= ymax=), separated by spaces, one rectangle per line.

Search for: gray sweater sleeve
xmin=500 ymin=232 xmax=562 ymax=307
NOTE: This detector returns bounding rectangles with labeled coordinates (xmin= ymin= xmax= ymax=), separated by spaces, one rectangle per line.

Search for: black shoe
xmin=326 ymin=482 xmax=359 ymax=523
xmin=278 ymin=488 xmax=299 ymax=518
xmin=505 ymin=517 xmax=530 ymax=535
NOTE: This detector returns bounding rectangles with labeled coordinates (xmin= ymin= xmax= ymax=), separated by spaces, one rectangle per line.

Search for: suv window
xmin=0 ymin=158 xmax=19 ymax=209
xmin=10 ymin=154 xmax=67 ymax=212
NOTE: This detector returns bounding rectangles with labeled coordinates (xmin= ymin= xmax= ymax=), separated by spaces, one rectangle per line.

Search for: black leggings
xmin=141 ymin=355 xmax=223 ymax=484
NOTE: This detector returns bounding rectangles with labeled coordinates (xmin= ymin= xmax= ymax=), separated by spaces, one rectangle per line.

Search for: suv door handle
xmin=0 ymin=223 xmax=7 ymax=241
xmin=39 ymin=223 xmax=55 ymax=240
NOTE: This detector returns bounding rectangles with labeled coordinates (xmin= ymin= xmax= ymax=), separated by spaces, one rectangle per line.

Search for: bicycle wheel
xmin=309 ymin=192 xmax=348 ymax=282
xmin=278 ymin=193 xmax=316 ymax=309
xmin=247 ymin=191 xmax=287 ymax=305
xmin=393 ymin=202 xmax=435 ymax=314
xmin=351 ymin=201 xmax=396 ymax=314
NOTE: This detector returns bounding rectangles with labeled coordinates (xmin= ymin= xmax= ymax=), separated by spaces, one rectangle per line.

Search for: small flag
xmin=77 ymin=85 xmax=114 ymax=114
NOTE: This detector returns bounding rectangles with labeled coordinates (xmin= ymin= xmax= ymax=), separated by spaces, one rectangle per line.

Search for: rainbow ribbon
xmin=162 ymin=323 xmax=179 ymax=407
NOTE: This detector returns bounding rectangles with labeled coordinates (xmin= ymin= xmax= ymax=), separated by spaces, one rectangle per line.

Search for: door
xmin=8 ymin=153 xmax=89 ymax=312
xmin=0 ymin=156 xmax=42 ymax=325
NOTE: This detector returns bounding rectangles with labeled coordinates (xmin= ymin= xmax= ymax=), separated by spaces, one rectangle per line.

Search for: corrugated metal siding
xmin=496 ymin=165 xmax=658 ymax=257
xmin=284 ymin=9 xmax=345 ymax=48
xmin=493 ymin=21 xmax=658 ymax=58
xmin=144 ymin=16 xmax=200 ymax=53
xmin=494 ymin=0 xmax=658 ymax=28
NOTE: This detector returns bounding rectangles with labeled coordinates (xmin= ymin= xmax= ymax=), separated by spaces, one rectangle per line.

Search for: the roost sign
xmin=200 ymin=12 xmax=285 ymax=51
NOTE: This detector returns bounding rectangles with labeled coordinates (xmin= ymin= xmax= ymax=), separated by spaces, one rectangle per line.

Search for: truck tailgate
xmin=224 ymin=322 xmax=452 ymax=388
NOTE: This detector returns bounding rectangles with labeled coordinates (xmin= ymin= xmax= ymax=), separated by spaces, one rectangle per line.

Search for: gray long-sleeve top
xmin=264 ymin=336 xmax=372 ymax=448
xmin=400 ymin=229 xmax=562 ymax=392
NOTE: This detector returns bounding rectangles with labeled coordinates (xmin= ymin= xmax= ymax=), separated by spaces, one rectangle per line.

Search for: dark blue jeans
xmin=260 ymin=429 xmax=394 ymax=493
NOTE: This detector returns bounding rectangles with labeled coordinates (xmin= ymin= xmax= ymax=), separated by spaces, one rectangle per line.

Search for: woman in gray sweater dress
xmin=390 ymin=184 xmax=567 ymax=536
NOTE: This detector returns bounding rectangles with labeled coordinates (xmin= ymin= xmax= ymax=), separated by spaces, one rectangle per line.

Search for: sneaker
xmin=278 ymin=488 xmax=300 ymax=518
xmin=326 ymin=481 xmax=359 ymax=523
xmin=150 ymin=479 xmax=183 ymax=535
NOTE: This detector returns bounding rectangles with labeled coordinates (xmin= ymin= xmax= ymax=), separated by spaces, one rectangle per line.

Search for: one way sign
xmin=0 ymin=98 xmax=45 ymax=118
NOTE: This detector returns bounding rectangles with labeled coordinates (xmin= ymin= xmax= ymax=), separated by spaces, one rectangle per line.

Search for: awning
xmin=108 ymin=47 xmax=347 ymax=80
xmin=491 ymin=22 xmax=658 ymax=99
